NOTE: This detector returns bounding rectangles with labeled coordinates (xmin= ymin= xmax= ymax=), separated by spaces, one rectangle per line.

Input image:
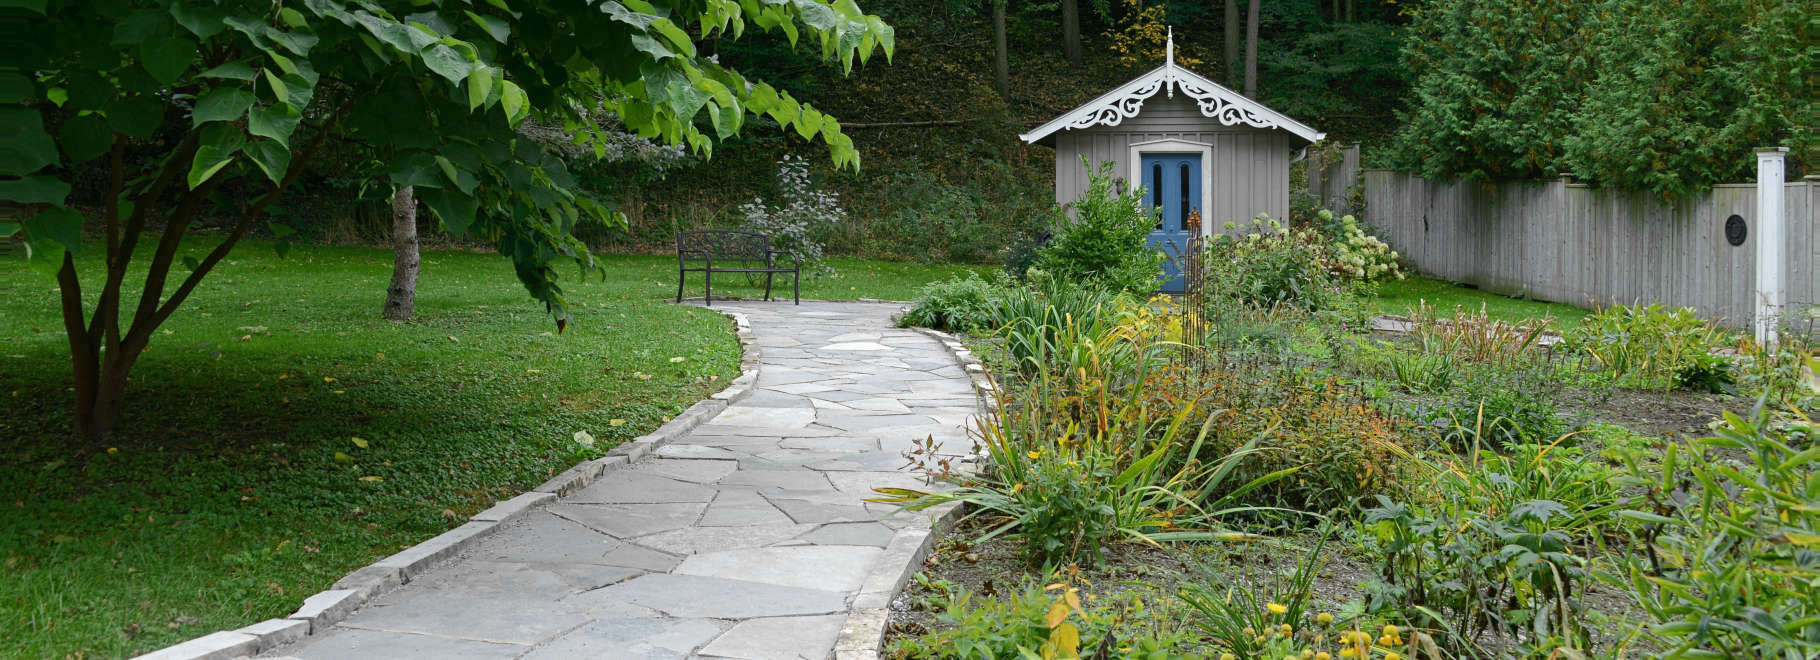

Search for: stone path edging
xmin=131 ymin=311 xmax=762 ymax=660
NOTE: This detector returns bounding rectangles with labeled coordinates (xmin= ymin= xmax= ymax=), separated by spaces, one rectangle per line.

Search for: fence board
xmin=1361 ymin=171 xmax=1816 ymax=332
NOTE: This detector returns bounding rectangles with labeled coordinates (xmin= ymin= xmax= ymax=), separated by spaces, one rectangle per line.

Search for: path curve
xmin=267 ymin=302 xmax=975 ymax=659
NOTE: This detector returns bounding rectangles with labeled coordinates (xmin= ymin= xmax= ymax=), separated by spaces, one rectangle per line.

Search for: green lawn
xmin=1371 ymin=275 xmax=1592 ymax=332
xmin=0 ymin=239 xmax=982 ymax=658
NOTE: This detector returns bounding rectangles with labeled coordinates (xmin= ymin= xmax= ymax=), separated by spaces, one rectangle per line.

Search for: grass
xmin=0 ymin=238 xmax=984 ymax=658
xmin=1372 ymin=275 xmax=1592 ymax=332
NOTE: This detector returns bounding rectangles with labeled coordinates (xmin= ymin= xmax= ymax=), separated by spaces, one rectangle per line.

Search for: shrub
xmin=1200 ymin=216 xmax=1359 ymax=313
xmin=1311 ymin=209 xmax=1402 ymax=282
xmin=1609 ymin=406 xmax=1820 ymax=657
xmin=1427 ymin=362 xmax=1573 ymax=448
xmin=1565 ymin=303 xmax=1728 ymax=391
xmin=1733 ymin=339 xmax=1818 ymax=409
xmin=899 ymin=273 xmax=1002 ymax=334
xmin=1363 ymin=440 xmax=1621 ymax=653
xmin=738 ymin=154 xmax=843 ymax=275
xmin=1034 ymin=159 xmax=1164 ymax=296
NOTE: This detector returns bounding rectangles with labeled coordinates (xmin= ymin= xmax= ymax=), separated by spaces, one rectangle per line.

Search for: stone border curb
xmin=831 ymin=320 xmax=999 ymax=659
xmin=135 ymin=308 xmax=760 ymax=660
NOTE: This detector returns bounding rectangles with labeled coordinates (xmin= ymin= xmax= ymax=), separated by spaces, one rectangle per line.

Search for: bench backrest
xmin=677 ymin=230 xmax=771 ymax=262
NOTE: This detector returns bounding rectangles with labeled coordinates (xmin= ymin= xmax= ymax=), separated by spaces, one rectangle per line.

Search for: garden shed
xmin=1021 ymin=33 xmax=1325 ymax=290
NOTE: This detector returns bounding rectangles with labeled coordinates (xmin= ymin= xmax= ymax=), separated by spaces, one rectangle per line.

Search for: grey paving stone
xmin=573 ymin=574 xmax=847 ymax=619
xmin=697 ymin=614 xmax=846 ymax=660
xmin=779 ymin=436 xmax=881 ymax=452
xmin=637 ymin=457 xmax=738 ymax=483
xmin=471 ymin=513 xmax=622 ymax=564
xmin=768 ymin=497 xmax=878 ymax=524
xmin=598 ymin=543 xmax=682 ymax=571
xmin=285 ymin=628 xmax=523 ymax=659
xmin=340 ymin=592 xmax=586 ymax=645
xmin=674 ymin=546 xmax=882 ymax=591
xmin=799 ymin=522 xmax=897 ymax=547
xmin=720 ymin=468 xmax=833 ymax=490
xmin=521 ymin=618 xmax=725 ymax=659
xmin=634 ymin=523 xmax=815 ymax=555
xmin=699 ymin=489 xmax=796 ymax=527
xmin=548 ymin=502 xmax=705 ymax=538
xmin=392 ymin=560 xmax=638 ymax=600
xmin=565 ymin=472 xmax=717 ymax=504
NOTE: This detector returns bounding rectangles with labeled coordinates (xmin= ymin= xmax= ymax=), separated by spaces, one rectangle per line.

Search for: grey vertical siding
xmin=1051 ymin=95 xmax=1294 ymax=232
xmin=1362 ymin=171 xmax=1820 ymax=332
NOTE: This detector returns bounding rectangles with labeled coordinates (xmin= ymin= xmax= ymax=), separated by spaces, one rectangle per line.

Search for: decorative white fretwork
xmin=1019 ymin=29 xmax=1322 ymax=144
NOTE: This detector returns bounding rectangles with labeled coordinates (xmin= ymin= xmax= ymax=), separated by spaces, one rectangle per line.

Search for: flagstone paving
xmin=270 ymin=302 xmax=975 ymax=659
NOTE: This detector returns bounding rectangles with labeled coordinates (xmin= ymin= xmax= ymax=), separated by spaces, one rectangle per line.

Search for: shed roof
xmin=1020 ymin=34 xmax=1325 ymax=146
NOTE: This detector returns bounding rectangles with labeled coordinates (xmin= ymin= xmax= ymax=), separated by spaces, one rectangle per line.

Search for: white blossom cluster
xmin=739 ymin=154 xmax=844 ymax=275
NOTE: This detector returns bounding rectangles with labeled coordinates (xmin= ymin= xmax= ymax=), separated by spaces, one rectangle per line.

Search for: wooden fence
xmin=1343 ymin=170 xmax=1818 ymax=331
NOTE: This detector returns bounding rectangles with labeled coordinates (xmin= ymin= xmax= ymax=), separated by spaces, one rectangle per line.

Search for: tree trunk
xmin=1060 ymin=0 xmax=1081 ymax=67
xmin=1244 ymin=0 xmax=1260 ymax=97
xmin=1346 ymin=0 xmax=1356 ymax=22
xmin=1225 ymin=0 xmax=1240 ymax=85
xmin=383 ymin=185 xmax=419 ymax=321
xmin=993 ymin=0 xmax=1009 ymax=98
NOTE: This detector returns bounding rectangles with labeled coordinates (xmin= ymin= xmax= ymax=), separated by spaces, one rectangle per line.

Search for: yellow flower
xmin=1027 ymin=450 xmax=1041 ymax=460
xmin=1220 ymin=654 xmax=1236 ymax=660
xmin=1382 ymin=624 xmax=1399 ymax=637
xmin=1316 ymin=612 xmax=1334 ymax=625
xmin=1302 ymin=650 xmax=1315 ymax=659
xmin=1315 ymin=654 xmax=1331 ymax=660
xmin=1379 ymin=636 xmax=1396 ymax=647
xmin=107 ymin=447 xmax=119 ymax=454
xmin=1243 ymin=627 xmax=1256 ymax=637
xmin=1280 ymin=623 xmax=1294 ymax=636
xmin=1267 ymin=602 xmax=1288 ymax=615
xmin=1385 ymin=654 xmax=1402 ymax=660
xmin=1337 ymin=648 xmax=1355 ymax=659
xmin=1011 ymin=483 xmax=1024 ymax=493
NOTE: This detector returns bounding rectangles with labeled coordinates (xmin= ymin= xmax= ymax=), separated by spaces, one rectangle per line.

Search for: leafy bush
xmin=1564 ymin=303 xmax=1728 ymax=391
xmin=1200 ymin=216 xmax=1358 ymax=313
xmin=1734 ymin=340 xmax=1819 ymax=409
xmin=1609 ymin=406 xmax=1819 ymax=657
xmin=739 ymin=154 xmax=844 ymax=275
xmin=900 ymin=273 xmax=1002 ymax=334
xmin=1428 ymin=366 xmax=1571 ymax=448
xmin=1364 ymin=441 xmax=1622 ymax=654
xmin=1033 ymin=159 xmax=1164 ymax=296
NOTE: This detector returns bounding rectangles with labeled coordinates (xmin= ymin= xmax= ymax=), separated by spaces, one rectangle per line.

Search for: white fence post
xmin=1755 ymin=147 xmax=1788 ymax=347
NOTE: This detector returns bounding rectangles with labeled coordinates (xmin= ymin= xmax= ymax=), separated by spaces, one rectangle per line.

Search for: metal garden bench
xmin=675 ymin=230 xmax=800 ymax=306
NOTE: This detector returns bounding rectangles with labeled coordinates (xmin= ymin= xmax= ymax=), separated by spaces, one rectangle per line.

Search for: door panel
xmin=1141 ymin=153 xmax=1201 ymax=293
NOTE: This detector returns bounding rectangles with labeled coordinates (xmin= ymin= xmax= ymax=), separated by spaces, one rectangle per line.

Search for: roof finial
xmin=1166 ymin=27 xmax=1174 ymax=68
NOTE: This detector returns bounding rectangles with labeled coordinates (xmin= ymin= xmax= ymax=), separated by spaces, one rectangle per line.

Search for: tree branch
xmin=88 ymin=136 xmax=127 ymax=347
xmin=151 ymin=101 xmax=351 ymax=329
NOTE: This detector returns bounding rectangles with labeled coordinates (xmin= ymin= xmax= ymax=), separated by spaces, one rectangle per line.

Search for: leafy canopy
xmin=3 ymin=0 xmax=894 ymax=321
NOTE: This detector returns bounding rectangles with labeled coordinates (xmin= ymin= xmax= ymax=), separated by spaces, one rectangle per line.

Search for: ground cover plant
xmin=889 ymin=205 xmax=1816 ymax=658
xmin=0 ymin=241 xmax=973 ymax=658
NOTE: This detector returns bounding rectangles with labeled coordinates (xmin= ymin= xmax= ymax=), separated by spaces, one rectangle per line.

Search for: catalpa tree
xmin=2 ymin=0 xmax=892 ymax=442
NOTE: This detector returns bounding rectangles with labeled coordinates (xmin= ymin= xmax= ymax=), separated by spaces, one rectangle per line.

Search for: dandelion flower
xmin=1267 ymin=602 xmax=1288 ymax=615
xmin=1026 ymin=450 xmax=1041 ymax=460
xmin=1316 ymin=612 xmax=1334 ymax=625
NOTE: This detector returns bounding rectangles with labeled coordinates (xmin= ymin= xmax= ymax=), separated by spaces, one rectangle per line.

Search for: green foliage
xmin=738 ymin=154 xmax=842 ymax=276
xmin=1200 ymin=216 xmax=1359 ymax=313
xmin=1563 ymin=0 xmax=1812 ymax=198
xmin=1033 ymin=159 xmax=1163 ymax=296
xmin=1565 ymin=303 xmax=1729 ymax=391
xmin=900 ymin=272 xmax=1003 ymax=334
xmin=1734 ymin=341 xmax=1819 ymax=410
xmin=1608 ymin=406 xmax=1820 ymax=657
xmin=1364 ymin=441 xmax=1623 ymax=654
xmin=1391 ymin=0 xmax=1810 ymax=196
xmin=887 ymin=577 xmax=1191 ymax=659
xmin=1178 ymin=526 xmax=1332 ymax=657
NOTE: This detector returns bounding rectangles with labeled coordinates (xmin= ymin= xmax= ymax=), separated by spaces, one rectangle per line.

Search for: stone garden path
xmin=272 ymin=302 xmax=975 ymax=659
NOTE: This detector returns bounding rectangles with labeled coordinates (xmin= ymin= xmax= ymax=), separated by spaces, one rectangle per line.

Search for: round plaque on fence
xmin=1725 ymin=214 xmax=1747 ymax=246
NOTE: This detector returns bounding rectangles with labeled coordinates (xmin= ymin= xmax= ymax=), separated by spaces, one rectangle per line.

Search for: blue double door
xmin=1140 ymin=153 xmax=1202 ymax=293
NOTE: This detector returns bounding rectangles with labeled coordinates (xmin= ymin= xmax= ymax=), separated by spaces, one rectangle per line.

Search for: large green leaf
xmin=0 ymin=175 xmax=71 ymax=205
xmin=169 ymin=4 xmax=229 ymax=39
xmin=188 ymin=123 xmax=245 ymax=188
xmin=107 ymin=96 xmax=164 ymax=138
xmin=0 ymin=72 xmax=31 ymax=103
xmin=113 ymin=9 xmax=175 ymax=46
xmin=0 ymin=107 xmax=59 ymax=176
xmin=499 ymin=80 xmax=528 ymax=125
xmin=139 ymin=36 xmax=197 ymax=85
xmin=419 ymin=187 xmax=478 ymax=234
xmin=58 ymin=114 xmax=113 ymax=163
xmin=466 ymin=66 xmax=493 ymax=111
xmin=248 ymin=103 xmax=302 ymax=144
xmin=24 ymin=206 xmax=83 ymax=254
xmin=387 ymin=152 xmax=443 ymax=188
xmin=64 ymin=70 xmax=116 ymax=111
xmin=421 ymin=43 xmax=474 ymax=84
xmin=243 ymin=139 xmax=291 ymax=184
xmin=192 ymin=86 xmax=256 ymax=126
xmin=201 ymin=60 xmax=259 ymax=81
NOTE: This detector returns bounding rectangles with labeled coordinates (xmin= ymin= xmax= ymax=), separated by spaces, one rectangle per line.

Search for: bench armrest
xmin=765 ymin=250 xmax=800 ymax=268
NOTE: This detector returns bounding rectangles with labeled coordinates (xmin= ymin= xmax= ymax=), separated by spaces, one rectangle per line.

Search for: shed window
xmin=1179 ymin=163 xmax=1191 ymax=230
xmin=1151 ymin=163 xmax=1163 ymax=229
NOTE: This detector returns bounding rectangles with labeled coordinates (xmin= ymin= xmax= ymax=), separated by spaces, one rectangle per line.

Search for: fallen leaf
xmin=609 ymin=419 xmax=626 ymax=427
xmin=358 ymin=475 xmax=383 ymax=482
xmin=323 ymin=377 xmax=337 ymax=383
xmin=669 ymin=356 xmax=686 ymax=363
xmin=350 ymin=437 xmax=368 ymax=449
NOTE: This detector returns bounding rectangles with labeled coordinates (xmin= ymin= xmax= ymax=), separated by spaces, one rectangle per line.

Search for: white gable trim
xmin=1020 ymin=64 xmax=1325 ymax=145
xmin=1127 ymin=139 xmax=1215 ymax=237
